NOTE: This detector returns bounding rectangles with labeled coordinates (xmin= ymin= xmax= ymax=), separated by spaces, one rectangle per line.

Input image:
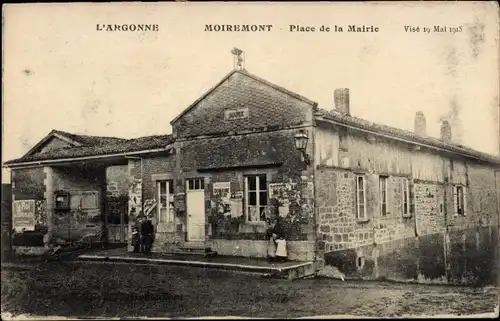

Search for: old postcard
xmin=1 ymin=1 xmax=499 ymax=319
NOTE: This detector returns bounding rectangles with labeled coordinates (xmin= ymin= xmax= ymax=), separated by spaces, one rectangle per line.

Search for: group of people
xmin=131 ymin=216 xmax=155 ymax=253
xmin=130 ymin=212 xmax=288 ymax=261
xmin=266 ymin=216 xmax=288 ymax=262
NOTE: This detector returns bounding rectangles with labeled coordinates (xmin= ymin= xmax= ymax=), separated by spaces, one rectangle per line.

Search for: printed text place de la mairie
xmin=203 ymin=24 xmax=379 ymax=32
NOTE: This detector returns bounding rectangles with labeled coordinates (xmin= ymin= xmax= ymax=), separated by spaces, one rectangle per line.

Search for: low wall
xmin=208 ymin=239 xmax=315 ymax=261
xmin=323 ymin=226 xmax=498 ymax=286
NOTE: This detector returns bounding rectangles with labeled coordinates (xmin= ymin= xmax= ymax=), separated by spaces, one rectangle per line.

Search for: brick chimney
xmin=414 ymin=111 xmax=427 ymax=136
xmin=440 ymin=120 xmax=452 ymax=143
xmin=334 ymin=88 xmax=350 ymax=115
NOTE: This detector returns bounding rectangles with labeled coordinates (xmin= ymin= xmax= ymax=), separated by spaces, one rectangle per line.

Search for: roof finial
xmin=231 ymin=47 xmax=244 ymax=70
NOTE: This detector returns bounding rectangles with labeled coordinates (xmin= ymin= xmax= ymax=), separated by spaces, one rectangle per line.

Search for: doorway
xmin=106 ymin=195 xmax=129 ymax=243
xmin=186 ymin=178 xmax=205 ymax=242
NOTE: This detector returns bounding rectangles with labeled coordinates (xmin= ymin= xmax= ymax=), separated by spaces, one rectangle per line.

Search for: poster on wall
xmin=268 ymin=183 xmax=297 ymax=199
xmin=230 ymin=198 xmax=243 ymax=218
xmin=12 ymin=200 xmax=36 ymax=232
xmin=213 ymin=182 xmax=231 ymax=200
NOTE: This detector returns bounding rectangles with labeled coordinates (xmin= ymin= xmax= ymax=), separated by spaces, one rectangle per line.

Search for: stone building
xmin=4 ymin=64 xmax=500 ymax=285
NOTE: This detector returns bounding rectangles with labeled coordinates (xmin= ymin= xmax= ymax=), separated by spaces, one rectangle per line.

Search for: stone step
xmin=178 ymin=242 xmax=213 ymax=253
xmin=165 ymin=250 xmax=218 ymax=257
xmin=77 ymin=254 xmax=315 ymax=280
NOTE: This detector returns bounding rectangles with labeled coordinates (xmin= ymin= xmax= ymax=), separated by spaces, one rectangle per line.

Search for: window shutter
xmin=452 ymin=186 xmax=458 ymax=216
xmin=363 ymin=176 xmax=367 ymax=220
xmin=409 ymin=179 xmax=415 ymax=215
xmin=463 ymin=187 xmax=467 ymax=216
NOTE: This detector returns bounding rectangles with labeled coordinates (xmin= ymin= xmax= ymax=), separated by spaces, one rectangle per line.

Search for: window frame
xmin=379 ymin=176 xmax=388 ymax=216
xmin=157 ymin=180 xmax=174 ymax=223
xmin=355 ymin=174 xmax=367 ymax=221
xmin=244 ymin=174 xmax=268 ymax=223
xmin=186 ymin=178 xmax=205 ymax=191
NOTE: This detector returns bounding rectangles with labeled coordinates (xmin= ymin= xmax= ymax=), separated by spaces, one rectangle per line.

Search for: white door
xmin=186 ymin=178 xmax=205 ymax=242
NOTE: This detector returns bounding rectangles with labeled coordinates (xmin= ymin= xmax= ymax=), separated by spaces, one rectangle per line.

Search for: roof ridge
xmin=317 ymin=108 xmax=500 ymax=164
xmin=52 ymin=129 xmax=127 ymax=141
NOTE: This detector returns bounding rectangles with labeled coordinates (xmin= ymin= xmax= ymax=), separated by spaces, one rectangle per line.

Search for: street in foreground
xmin=1 ymin=261 xmax=499 ymax=318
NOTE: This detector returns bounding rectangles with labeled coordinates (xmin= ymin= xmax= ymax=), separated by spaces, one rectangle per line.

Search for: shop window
xmin=245 ymin=175 xmax=268 ymax=222
xmin=158 ymin=180 xmax=174 ymax=223
xmin=454 ymin=185 xmax=467 ymax=216
xmin=379 ymin=176 xmax=388 ymax=216
xmin=355 ymin=175 xmax=367 ymax=220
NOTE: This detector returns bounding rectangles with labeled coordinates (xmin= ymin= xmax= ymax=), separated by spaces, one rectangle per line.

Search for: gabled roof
xmin=170 ymin=68 xmax=317 ymax=125
xmin=316 ymin=109 xmax=500 ymax=165
xmin=4 ymin=132 xmax=174 ymax=166
xmin=51 ymin=130 xmax=127 ymax=147
xmin=21 ymin=129 xmax=128 ymax=159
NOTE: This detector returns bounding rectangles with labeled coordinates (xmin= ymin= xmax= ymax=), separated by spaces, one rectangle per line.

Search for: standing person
xmin=273 ymin=217 xmax=288 ymax=262
xmin=275 ymin=236 xmax=288 ymax=262
xmin=140 ymin=216 xmax=155 ymax=253
xmin=131 ymin=225 xmax=140 ymax=253
xmin=266 ymin=217 xmax=277 ymax=262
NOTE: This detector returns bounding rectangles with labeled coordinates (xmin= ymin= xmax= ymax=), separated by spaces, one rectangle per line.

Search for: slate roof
xmin=4 ymin=132 xmax=175 ymax=165
xmin=4 ymin=69 xmax=499 ymax=167
xmin=51 ymin=130 xmax=127 ymax=146
xmin=316 ymin=109 xmax=500 ymax=165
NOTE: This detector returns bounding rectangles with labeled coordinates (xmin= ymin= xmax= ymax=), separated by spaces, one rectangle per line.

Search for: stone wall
xmin=414 ymin=182 xmax=445 ymax=236
xmin=106 ymin=165 xmax=128 ymax=197
xmin=163 ymin=127 xmax=315 ymax=260
xmin=315 ymin=123 xmax=499 ymax=285
xmin=50 ymin=166 xmax=106 ymax=240
xmin=12 ymin=168 xmax=45 ymax=201
xmin=172 ymin=70 xmax=314 ymax=139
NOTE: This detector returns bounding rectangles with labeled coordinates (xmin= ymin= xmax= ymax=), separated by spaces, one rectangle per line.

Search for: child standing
xmin=275 ymin=236 xmax=288 ymax=262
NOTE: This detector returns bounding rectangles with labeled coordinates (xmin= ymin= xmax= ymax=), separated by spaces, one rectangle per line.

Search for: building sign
xmin=12 ymin=200 xmax=36 ymax=231
xmin=224 ymin=108 xmax=249 ymax=121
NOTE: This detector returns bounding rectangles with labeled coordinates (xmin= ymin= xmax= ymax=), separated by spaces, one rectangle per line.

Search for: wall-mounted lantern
xmin=294 ymin=130 xmax=311 ymax=166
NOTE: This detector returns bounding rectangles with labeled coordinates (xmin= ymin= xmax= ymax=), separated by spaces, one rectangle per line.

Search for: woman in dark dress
xmin=140 ymin=218 xmax=155 ymax=253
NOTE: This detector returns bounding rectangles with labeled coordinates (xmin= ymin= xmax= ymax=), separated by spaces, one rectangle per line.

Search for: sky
xmin=2 ymin=2 xmax=499 ymax=183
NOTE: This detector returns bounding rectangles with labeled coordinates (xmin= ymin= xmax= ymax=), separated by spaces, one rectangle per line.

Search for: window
xmin=355 ymin=175 xmax=367 ymax=220
xmin=402 ymin=178 xmax=410 ymax=217
xmin=157 ymin=180 xmax=174 ymax=223
xmin=245 ymin=175 xmax=268 ymax=222
xmin=379 ymin=176 xmax=388 ymax=216
xmin=454 ymin=185 xmax=466 ymax=216
xmin=187 ymin=178 xmax=204 ymax=191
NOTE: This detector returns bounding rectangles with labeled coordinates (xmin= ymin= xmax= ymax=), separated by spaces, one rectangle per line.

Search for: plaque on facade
xmin=223 ymin=108 xmax=249 ymax=121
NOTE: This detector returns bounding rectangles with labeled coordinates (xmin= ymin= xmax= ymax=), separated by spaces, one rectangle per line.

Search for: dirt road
xmin=1 ymin=261 xmax=498 ymax=318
